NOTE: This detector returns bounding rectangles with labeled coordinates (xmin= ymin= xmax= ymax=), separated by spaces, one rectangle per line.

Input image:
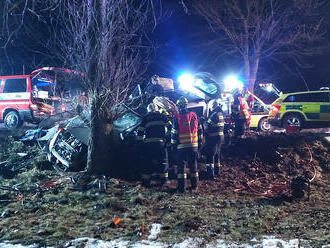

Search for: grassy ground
xmin=0 ymin=132 xmax=329 ymax=247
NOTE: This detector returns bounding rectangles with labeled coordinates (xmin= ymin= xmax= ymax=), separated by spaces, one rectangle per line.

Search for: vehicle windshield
xmin=194 ymin=78 xmax=218 ymax=95
xmin=113 ymin=112 xmax=141 ymax=132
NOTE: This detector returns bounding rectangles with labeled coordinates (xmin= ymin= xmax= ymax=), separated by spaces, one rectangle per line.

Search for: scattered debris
xmin=110 ymin=217 xmax=121 ymax=228
xmin=147 ymin=223 xmax=162 ymax=240
xmin=0 ymin=131 xmax=329 ymax=247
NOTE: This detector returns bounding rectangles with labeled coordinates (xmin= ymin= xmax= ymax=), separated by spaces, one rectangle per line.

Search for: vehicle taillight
xmin=271 ymin=104 xmax=281 ymax=112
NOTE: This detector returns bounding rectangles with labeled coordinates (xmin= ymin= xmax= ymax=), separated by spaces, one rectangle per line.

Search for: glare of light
xmin=194 ymin=78 xmax=203 ymax=87
xmin=224 ymin=75 xmax=244 ymax=91
xmin=178 ymin=73 xmax=194 ymax=90
xmin=266 ymin=85 xmax=273 ymax=92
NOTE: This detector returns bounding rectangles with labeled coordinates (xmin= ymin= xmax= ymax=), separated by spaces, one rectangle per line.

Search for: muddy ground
xmin=0 ymin=129 xmax=329 ymax=247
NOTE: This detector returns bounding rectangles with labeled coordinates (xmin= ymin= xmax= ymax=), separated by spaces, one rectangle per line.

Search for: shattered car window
xmin=113 ymin=112 xmax=141 ymax=132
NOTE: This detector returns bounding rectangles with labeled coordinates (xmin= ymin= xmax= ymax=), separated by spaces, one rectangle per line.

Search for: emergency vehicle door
xmin=299 ymin=92 xmax=324 ymax=121
xmin=0 ymin=78 xmax=30 ymax=103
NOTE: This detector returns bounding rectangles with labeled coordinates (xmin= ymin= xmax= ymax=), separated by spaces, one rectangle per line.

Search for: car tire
xmin=283 ymin=113 xmax=303 ymax=129
xmin=4 ymin=111 xmax=22 ymax=130
xmin=258 ymin=117 xmax=272 ymax=132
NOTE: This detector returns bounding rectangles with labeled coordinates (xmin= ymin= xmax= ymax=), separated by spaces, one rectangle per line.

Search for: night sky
xmin=1 ymin=1 xmax=330 ymax=94
xmin=150 ymin=1 xmax=330 ymax=93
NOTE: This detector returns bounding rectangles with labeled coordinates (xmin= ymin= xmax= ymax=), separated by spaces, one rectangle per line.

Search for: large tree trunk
xmin=86 ymin=0 xmax=109 ymax=175
xmin=243 ymin=56 xmax=251 ymax=90
xmin=244 ymin=56 xmax=259 ymax=94
xmin=87 ymin=95 xmax=104 ymax=174
xmin=248 ymin=58 xmax=259 ymax=94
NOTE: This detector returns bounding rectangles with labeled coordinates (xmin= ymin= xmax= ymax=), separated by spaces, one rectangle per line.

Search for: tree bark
xmin=248 ymin=57 xmax=259 ymax=94
xmin=87 ymin=95 xmax=108 ymax=174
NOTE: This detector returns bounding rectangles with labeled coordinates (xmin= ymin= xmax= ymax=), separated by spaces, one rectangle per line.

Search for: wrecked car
xmin=45 ymin=74 xmax=223 ymax=173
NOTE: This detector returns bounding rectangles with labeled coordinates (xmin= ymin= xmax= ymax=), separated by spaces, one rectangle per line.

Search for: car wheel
xmin=258 ymin=117 xmax=272 ymax=132
xmin=4 ymin=111 xmax=22 ymax=130
xmin=283 ymin=113 xmax=303 ymax=129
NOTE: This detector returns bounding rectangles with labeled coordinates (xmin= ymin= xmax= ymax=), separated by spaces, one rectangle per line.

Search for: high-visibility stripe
xmin=160 ymin=173 xmax=169 ymax=178
xmin=144 ymin=138 xmax=164 ymax=143
xmin=180 ymin=137 xmax=198 ymax=143
xmin=179 ymin=133 xmax=198 ymax=138
xmin=206 ymin=163 xmax=214 ymax=168
xmin=171 ymin=129 xmax=178 ymax=134
xmin=177 ymin=143 xmax=198 ymax=149
xmin=190 ymin=172 xmax=199 ymax=178
xmin=207 ymin=119 xmax=224 ymax=127
xmin=145 ymin=121 xmax=166 ymax=128
xmin=177 ymin=173 xmax=187 ymax=179
xmin=136 ymin=136 xmax=143 ymax=141
xmin=216 ymin=163 xmax=221 ymax=167
xmin=208 ymin=132 xmax=224 ymax=137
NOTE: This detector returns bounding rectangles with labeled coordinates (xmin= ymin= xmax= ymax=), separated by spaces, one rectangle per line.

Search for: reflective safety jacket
xmin=136 ymin=112 xmax=171 ymax=143
xmin=171 ymin=109 xmax=201 ymax=149
xmin=231 ymin=96 xmax=250 ymax=120
xmin=205 ymin=107 xmax=224 ymax=137
xmin=244 ymin=91 xmax=254 ymax=110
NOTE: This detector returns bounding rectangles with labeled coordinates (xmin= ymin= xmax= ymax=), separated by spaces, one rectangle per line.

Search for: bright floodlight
xmin=178 ymin=73 xmax=194 ymax=90
xmin=224 ymin=75 xmax=244 ymax=91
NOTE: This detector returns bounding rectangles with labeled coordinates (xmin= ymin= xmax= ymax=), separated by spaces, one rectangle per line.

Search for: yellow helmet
xmin=176 ymin=96 xmax=188 ymax=109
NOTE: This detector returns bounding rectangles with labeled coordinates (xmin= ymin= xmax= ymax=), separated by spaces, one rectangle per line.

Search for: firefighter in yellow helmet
xmin=138 ymin=102 xmax=171 ymax=187
xmin=171 ymin=96 xmax=202 ymax=192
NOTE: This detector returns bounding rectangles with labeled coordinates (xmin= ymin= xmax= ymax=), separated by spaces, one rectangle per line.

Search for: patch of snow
xmin=65 ymin=237 xmax=129 ymax=248
xmin=0 ymin=242 xmax=42 ymax=248
xmin=262 ymin=236 xmax=300 ymax=247
xmin=173 ymin=238 xmax=204 ymax=248
xmin=1 ymin=234 xmax=330 ymax=248
xmin=147 ymin=223 xmax=162 ymax=240
xmin=130 ymin=240 xmax=167 ymax=248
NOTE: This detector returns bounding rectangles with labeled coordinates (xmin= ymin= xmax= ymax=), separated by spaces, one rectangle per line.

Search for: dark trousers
xmin=204 ymin=136 xmax=223 ymax=165
xmin=177 ymin=147 xmax=198 ymax=176
xmin=141 ymin=142 xmax=169 ymax=183
xmin=234 ymin=119 xmax=246 ymax=137
xmin=177 ymin=147 xmax=199 ymax=191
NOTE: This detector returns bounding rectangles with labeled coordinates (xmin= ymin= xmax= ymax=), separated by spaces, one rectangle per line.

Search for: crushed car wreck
xmin=44 ymin=74 xmax=222 ymax=174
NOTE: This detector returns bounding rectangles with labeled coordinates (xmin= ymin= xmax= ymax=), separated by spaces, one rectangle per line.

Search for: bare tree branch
xmin=191 ymin=0 xmax=329 ymax=92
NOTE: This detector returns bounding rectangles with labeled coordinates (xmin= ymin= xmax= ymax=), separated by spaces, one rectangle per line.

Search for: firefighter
xmin=139 ymin=102 xmax=171 ymax=187
xmin=171 ymin=96 xmax=201 ymax=192
xmin=243 ymin=87 xmax=254 ymax=126
xmin=231 ymin=89 xmax=250 ymax=139
xmin=204 ymin=99 xmax=224 ymax=179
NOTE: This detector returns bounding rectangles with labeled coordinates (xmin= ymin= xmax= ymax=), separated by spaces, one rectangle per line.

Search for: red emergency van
xmin=0 ymin=67 xmax=83 ymax=130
